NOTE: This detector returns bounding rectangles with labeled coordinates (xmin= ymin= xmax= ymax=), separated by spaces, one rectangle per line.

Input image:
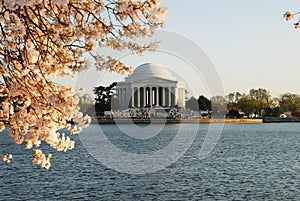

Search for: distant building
xmin=116 ymin=63 xmax=185 ymax=110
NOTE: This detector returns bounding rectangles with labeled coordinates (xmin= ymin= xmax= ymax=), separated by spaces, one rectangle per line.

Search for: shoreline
xmin=263 ymin=117 xmax=300 ymax=123
xmin=92 ymin=118 xmax=264 ymax=124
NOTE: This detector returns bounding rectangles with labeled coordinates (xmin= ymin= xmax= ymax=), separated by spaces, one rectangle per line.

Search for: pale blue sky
xmin=58 ymin=0 xmax=300 ymax=98
xmin=162 ymin=0 xmax=300 ymax=97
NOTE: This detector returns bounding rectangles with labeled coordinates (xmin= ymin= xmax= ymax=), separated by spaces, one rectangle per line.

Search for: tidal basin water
xmin=1 ymin=123 xmax=300 ymax=200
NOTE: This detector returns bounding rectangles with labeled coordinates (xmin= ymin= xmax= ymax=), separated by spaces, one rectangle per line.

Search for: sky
xmin=57 ymin=0 xmax=300 ymax=99
xmin=162 ymin=0 xmax=300 ymax=97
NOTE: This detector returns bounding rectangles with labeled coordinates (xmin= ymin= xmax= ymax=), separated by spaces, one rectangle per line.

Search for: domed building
xmin=116 ymin=63 xmax=185 ymax=110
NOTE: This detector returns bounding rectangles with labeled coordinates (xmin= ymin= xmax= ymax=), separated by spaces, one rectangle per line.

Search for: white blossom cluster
xmin=284 ymin=10 xmax=300 ymax=28
xmin=32 ymin=149 xmax=51 ymax=169
xmin=0 ymin=0 xmax=166 ymax=168
xmin=0 ymin=154 xmax=12 ymax=163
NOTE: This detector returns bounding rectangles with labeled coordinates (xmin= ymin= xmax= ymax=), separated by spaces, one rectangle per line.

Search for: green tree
xmin=236 ymin=96 xmax=257 ymax=116
xmin=186 ymin=96 xmax=199 ymax=111
xmin=226 ymin=92 xmax=244 ymax=111
xmin=249 ymin=88 xmax=272 ymax=116
xmin=264 ymin=106 xmax=283 ymax=117
xmin=279 ymin=93 xmax=300 ymax=113
xmin=211 ymin=95 xmax=227 ymax=117
xmin=197 ymin=95 xmax=211 ymax=111
xmin=93 ymin=82 xmax=117 ymax=116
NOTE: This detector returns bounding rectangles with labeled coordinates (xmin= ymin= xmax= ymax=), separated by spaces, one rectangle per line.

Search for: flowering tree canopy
xmin=284 ymin=10 xmax=300 ymax=28
xmin=0 ymin=0 xmax=167 ymax=169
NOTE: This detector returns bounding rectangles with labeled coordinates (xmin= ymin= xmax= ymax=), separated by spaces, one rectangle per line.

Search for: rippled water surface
xmin=1 ymin=123 xmax=300 ymax=200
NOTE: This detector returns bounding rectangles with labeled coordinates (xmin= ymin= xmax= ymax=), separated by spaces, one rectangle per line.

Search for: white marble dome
xmin=129 ymin=63 xmax=176 ymax=81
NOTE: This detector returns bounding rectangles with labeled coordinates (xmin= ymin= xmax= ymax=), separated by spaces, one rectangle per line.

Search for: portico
xmin=116 ymin=63 xmax=185 ymax=110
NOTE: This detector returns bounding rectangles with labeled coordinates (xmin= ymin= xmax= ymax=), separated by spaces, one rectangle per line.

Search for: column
xmin=156 ymin=87 xmax=159 ymax=107
xmin=121 ymin=88 xmax=123 ymax=109
xmin=175 ymin=87 xmax=178 ymax=107
xmin=143 ymin=87 xmax=146 ymax=107
xmin=172 ymin=87 xmax=176 ymax=105
xmin=168 ymin=87 xmax=172 ymax=107
xmin=137 ymin=87 xmax=140 ymax=108
xmin=162 ymin=87 xmax=165 ymax=107
xmin=182 ymin=88 xmax=185 ymax=108
xmin=117 ymin=89 xmax=121 ymax=109
xmin=131 ymin=87 xmax=135 ymax=107
xmin=116 ymin=88 xmax=119 ymax=104
xmin=121 ymin=88 xmax=124 ymax=109
xmin=149 ymin=87 xmax=153 ymax=107
xmin=123 ymin=88 xmax=126 ymax=109
xmin=178 ymin=88 xmax=181 ymax=107
xmin=174 ymin=88 xmax=178 ymax=107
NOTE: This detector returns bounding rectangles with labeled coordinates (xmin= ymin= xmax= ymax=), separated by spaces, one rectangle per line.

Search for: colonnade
xmin=133 ymin=86 xmax=172 ymax=108
xmin=117 ymin=86 xmax=185 ymax=109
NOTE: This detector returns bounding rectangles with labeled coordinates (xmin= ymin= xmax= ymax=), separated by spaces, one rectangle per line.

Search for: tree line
xmin=186 ymin=88 xmax=300 ymax=118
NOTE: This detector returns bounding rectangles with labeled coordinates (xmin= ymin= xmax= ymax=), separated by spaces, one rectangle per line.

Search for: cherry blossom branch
xmin=0 ymin=0 xmax=167 ymax=169
xmin=284 ymin=11 xmax=300 ymax=28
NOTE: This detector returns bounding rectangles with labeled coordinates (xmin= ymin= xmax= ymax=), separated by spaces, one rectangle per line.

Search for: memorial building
xmin=116 ymin=63 xmax=185 ymax=110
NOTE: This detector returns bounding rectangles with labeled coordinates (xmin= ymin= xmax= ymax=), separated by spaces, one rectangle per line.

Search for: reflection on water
xmin=1 ymin=123 xmax=300 ymax=200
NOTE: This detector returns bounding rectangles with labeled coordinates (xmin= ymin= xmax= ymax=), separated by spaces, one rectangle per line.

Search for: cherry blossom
xmin=284 ymin=10 xmax=300 ymax=28
xmin=0 ymin=154 xmax=12 ymax=163
xmin=284 ymin=11 xmax=294 ymax=21
xmin=0 ymin=0 xmax=167 ymax=169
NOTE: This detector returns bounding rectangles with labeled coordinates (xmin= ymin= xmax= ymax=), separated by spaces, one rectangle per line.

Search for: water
xmin=1 ymin=123 xmax=300 ymax=200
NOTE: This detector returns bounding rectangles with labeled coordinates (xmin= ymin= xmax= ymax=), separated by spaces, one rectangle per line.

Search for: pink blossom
xmin=0 ymin=0 xmax=166 ymax=169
